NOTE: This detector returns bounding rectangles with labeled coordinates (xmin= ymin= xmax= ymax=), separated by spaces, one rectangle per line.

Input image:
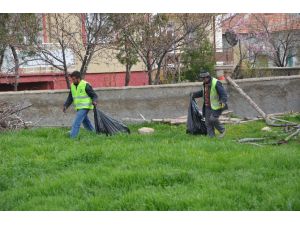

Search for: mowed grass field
xmin=0 ymin=116 xmax=300 ymax=210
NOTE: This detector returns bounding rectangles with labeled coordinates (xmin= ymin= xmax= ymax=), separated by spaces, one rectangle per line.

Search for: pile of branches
xmin=238 ymin=117 xmax=300 ymax=146
xmin=0 ymin=101 xmax=32 ymax=131
xmin=225 ymin=76 xmax=300 ymax=145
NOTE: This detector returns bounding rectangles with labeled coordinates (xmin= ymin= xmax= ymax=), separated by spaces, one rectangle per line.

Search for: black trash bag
xmin=186 ymin=97 xmax=207 ymax=135
xmin=93 ymin=107 xmax=130 ymax=136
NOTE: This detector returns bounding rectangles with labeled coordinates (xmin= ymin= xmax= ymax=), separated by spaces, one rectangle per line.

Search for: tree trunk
xmin=177 ymin=55 xmax=181 ymax=83
xmin=227 ymin=73 xmax=299 ymax=129
xmin=232 ymin=40 xmax=243 ymax=79
xmin=63 ymin=71 xmax=70 ymax=89
xmin=125 ymin=64 xmax=132 ymax=86
xmin=225 ymin=75 xmax=267 ymax=120
xmin=80 ymin=55 xmax=88 ymax=78
xmin=147 ymin=69 xmax=152 ymax=85
xmin=154 ymin=62 xmax=162 ymax=85
xmin=154 ymin=53 xmax=167 ymax=85
xmin=146 ymin=55 xmax=153 ymax=85
xmin=146 ymin=51 xmax=153 ymax=85
xmin=0 ymin=49 xmax=5 ymax=71
xmin=10 ymin=45 xmax=20 ymax=91
xmin=80 ymin=45 xmax=92 ymax=79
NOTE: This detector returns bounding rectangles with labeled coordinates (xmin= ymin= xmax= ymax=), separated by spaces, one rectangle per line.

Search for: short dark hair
xmin=70 ymin=71 xmax=82 ymax=79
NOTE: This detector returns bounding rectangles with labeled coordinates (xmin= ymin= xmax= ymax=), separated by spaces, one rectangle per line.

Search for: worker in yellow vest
xmin=63 ymin=71 xmax=98 ymax=138
xmin=191 ymin=71 xmax=228 ymax=138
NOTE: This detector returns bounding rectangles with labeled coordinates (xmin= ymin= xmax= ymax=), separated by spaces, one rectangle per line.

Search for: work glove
xmin=220 ymin=102 xmax=228 ymax=110
xmin=92 ymin=101 xmax=97 ymax=106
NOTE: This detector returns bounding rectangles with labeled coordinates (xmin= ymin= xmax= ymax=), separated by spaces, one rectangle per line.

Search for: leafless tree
xmin=70 ymin=13 xmax=116 ymax=77
xmin=0 ymin=14 xmax=40 ymax=91
xmin=33 ymin=14 xmax=79 ymax=89
xmin=33 ymin=13 xmax=116 ymax=89
xmin=224 ymin=13 xmax=300 ymax=75
xmin=123 ymin=13 xmax=212 ymax=85
xmin=251 ymin=14 xmax=300 ymax=67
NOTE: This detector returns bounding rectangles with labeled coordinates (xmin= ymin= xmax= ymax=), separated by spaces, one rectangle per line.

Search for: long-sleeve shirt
xmin=192 ymin=79 xmax=228 ymax=107
xmin=64 ymin=83 xmax=98 ymax=108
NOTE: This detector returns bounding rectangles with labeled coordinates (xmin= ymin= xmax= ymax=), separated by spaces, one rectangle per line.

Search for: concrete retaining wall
xmin=0 ymin=75 xmax=299 ymax=126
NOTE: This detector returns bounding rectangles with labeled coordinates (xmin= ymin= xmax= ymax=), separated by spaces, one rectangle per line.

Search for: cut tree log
xmin=239 ymin=118 xmax=261 ymax=124
xmin=284 ymin=127 xmax=300 ymax=142
xmin=238 ymin=138 xmax=265 ymax=143
xmin=122 ymin=117 xmax=150 ymax=123
xmin=225 ymin=75 xmax=298 ymax=128
xmin=225 ymin=76 xmax=268 ymax=120
xmin=151 ymin=114 xmax=254 ymax=126
xmin=225 ymin=74 xmax=300 ymax=144
xmin=170 ymin=118 xmax=187 ymax=125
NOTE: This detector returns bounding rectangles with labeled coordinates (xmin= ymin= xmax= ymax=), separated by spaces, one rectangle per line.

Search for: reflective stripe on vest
xmin=73 ymin=96 xmax=91 ymax=100
xmin=210 ymin=78 xmax=222 ymax=110
xmin=71 ymin=80 xmax=94 ymax=110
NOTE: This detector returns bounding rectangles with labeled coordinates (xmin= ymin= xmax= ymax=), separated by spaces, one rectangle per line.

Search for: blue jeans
xmin=70 ymin=109 xmax=95 ymax=138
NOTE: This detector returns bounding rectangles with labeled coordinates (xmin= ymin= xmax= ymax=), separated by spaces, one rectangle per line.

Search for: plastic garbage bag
xmin=93 ymin=107 xmax=130 ymax=136
xmin=186 ymin=97 xmax=207 ymax=135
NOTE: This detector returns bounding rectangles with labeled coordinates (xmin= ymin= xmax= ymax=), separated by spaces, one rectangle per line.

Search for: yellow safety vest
xmin=71 ymin=80 xmax=94 ymax=110
xmin=207 ymin=78 xmax=222 ymax=110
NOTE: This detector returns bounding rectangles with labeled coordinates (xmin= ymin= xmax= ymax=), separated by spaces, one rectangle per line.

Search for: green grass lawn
xmin=0 ymin=116 xmax=300 ymax=210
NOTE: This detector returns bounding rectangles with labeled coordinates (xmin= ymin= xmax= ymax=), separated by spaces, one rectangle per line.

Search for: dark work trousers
xmin=204 ymin=107 xmax=225 ymax=137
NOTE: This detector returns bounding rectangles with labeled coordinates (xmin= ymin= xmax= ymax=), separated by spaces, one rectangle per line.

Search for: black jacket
xmin=64 ymin=83 xmax=98 ymax=109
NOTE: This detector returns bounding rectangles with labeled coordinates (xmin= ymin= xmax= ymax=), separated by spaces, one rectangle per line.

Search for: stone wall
xmin=0 ymin=75 xmax=299 ymax=126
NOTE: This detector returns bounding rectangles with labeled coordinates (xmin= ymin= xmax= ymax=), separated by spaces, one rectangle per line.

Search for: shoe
xmin=218 ymin=129 xmax=226 ymax=138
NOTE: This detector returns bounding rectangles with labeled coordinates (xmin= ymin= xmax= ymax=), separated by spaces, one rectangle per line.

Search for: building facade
xmin=221 ymin=13 xmax=300 ymax=69
xmin=0 ymin=13 xmax=148 ymax=91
